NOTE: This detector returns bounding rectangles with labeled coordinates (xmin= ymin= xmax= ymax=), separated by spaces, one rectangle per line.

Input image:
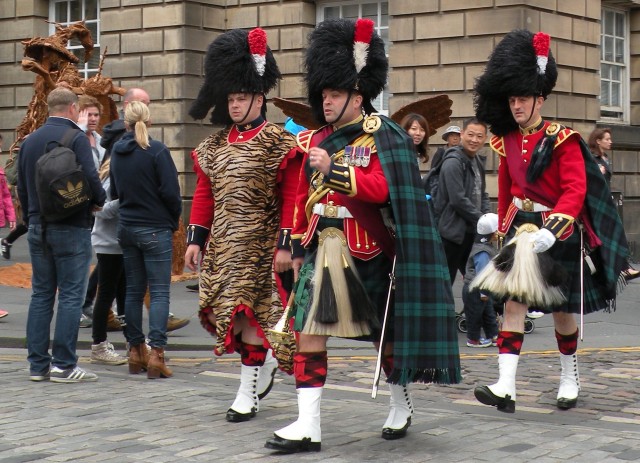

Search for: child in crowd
xmin=462 ymin=213 xmax=500 ymax=347
xmin=0 ymin=143 xmax=17 ymax=318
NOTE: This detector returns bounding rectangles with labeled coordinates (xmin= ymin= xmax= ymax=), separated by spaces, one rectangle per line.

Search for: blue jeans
xmin=118 ymin=226 xmax=173 ymax=348
xmin=26 ymin=223 xmax=92 ymax=373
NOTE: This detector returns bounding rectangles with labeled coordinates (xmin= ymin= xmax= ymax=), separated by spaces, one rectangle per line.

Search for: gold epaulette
xmin=490 ymin=135 xmax=506 ymax=157
xmin=296 ymin=129 xmax=315 ymax=153
xmin=551 ymin=125 xmax=578 ymax=149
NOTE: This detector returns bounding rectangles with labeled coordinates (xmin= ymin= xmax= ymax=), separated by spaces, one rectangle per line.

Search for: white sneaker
xmin=79 ymin=313 xmax=92 ymax=328
xmin=50 ymin=366 xmax=98 ymax=383
xmin=91 ymin=341 xmax=127 ymax=365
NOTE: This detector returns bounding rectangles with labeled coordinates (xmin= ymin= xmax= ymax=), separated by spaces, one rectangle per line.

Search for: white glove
xmin=529 ymin=228 xmax=556 ymax=253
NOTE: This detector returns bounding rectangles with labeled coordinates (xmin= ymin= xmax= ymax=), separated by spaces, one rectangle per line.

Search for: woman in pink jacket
xmin=0 ymin=163 xmax=16 ymax=319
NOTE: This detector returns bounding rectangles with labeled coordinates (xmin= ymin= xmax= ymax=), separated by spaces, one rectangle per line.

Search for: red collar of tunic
xmin=227 ymin=117 xmax=267 ymax=143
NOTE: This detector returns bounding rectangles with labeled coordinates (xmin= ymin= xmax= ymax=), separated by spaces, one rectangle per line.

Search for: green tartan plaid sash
xmin=319 ymin=117 xmax=461 ymax=385
xmin=524 ymin=127 xmax=628 ymax=307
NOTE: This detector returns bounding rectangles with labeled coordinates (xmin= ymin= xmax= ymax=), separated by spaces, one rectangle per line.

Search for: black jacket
xmin=100 ymin=119 xmax=126 ymax=157
xmin=110 ymin=132 xmax=182 ymax=231
xmin=434 ymin=146 xmax=490 ymax=244
xmin=17 ymin=117 xmax=106 ymax=226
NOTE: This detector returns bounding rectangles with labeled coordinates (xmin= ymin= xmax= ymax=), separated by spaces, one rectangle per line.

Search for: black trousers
xmin=4 ymin=222 xmax=27 ymax=243
xmin=92 ymin=253 xmax=126 ymax=344
xmin=441 ymin=232 xmax=475 ymax=284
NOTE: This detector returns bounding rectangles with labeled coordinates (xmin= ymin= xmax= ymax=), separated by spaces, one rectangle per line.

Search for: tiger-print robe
xmin=194 ymin=122 xmax=296 ymax=371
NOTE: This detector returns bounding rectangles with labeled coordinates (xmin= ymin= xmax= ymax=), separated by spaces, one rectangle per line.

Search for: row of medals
xmin=311 ymin=145 xmax=371 ymax=189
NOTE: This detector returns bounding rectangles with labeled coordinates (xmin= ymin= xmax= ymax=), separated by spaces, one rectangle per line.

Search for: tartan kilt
xmin=291 ymin=217 xmax=394 ymax=341
xmin=508 ymin=210 xmax=609 ymax=315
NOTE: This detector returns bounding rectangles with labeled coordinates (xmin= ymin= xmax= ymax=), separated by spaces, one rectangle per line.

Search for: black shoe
xmin=474 ymin=385 xmax=515 ymax=413
xmin=557 ymin=397 xmax=578 ymax=410
xmin=225 ymin=407 xmax=256 ymax=422
xmin=264 ymin=435 xmax=321 ymax=453
xmin=381 ymin=417 xmax=411 ymax=440
xmin=1 ymin=239 xmax=11 ymax=260
xmin=186 ymin=283 xmax=199 ymax=291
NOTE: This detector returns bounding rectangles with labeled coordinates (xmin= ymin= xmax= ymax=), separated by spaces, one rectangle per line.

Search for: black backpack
xmin=35 ymin=128 xmax=92 ymax=222
xmin=422 ymin=158 xmax=443 ymax=202
xmin=422 ymin=149 xmax=454 ymax=202
xmin=422 ymin=148 xmax=468 ymax=219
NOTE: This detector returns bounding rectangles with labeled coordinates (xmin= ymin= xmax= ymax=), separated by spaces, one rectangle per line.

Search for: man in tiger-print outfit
xmin=184 ymin=28 xmax=301 ymax=423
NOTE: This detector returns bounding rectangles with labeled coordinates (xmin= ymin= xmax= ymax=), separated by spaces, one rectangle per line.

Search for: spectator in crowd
xmin=0 ymin=135 xmax=16 ymax=318
xmin=77 ymin=95 xmax=106 ymax=169
xmin=100 ymin=87 xmax=190 ymax=332
xmin=433 ymin=118 xmax=491 ymax=284
xmin=89 ymin=155 xmax=128 ymax=365
xmin=18 ymin=87 xmax=105 ymax=383
xmin=587 ymin=127 xmax=640 ymax=282
xmin=462 ymin=213 xmax=500 ymax=348
xmin=76 ymin=95 xmax=105 ymax=328
xmin=430 ymin=124 xmax=461 ymax=169
xmin=110 ymin=101 xmax=182 ymax=379
xmin=1 ymin=137 xmax=27 ymax=261
xmin=400 ymin=113 xmax=429 ymax=164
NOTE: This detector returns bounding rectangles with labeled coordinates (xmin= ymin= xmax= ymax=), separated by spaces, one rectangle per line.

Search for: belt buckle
xmin=324 ymin=205 xmax=338 ymax=218
xmin=522 ymin=198 xmax=534 ymax=212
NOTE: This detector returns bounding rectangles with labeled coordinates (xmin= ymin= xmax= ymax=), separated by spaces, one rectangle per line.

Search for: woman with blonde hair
xmin=110 ymin=101 xmax=182 ymax=378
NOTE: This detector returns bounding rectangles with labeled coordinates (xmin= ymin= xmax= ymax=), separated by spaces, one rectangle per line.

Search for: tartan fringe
xmin=386 ymin=367 xmax=462 ymax=386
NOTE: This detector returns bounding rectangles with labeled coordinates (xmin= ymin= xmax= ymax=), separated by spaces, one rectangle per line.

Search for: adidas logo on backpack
xmin=35 ymin=128 xmax=92 ymax=222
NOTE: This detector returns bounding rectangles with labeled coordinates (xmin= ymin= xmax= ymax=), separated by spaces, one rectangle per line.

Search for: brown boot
xmin=107 ymin=310 xmax=122 ymax=332
xmin=128 ymin=343 xmax=149 ymax=374
xmin=147 ymin=347 xmax=173 ymax=379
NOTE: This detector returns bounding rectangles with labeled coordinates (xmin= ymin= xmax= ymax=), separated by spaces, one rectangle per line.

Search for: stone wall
xmin=0 ymin=0 xmax=639 ymax=245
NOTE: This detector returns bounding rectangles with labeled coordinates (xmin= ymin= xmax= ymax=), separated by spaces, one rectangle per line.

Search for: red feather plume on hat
xmin=353 ymin=18 xmax=374 ymax=73
xmin=533 ymin=32 xmax=550 ymax=75
xmin=248 ymin=28 xmax=267 ymax=76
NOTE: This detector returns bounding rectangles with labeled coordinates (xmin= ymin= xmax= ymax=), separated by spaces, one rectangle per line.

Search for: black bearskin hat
xmin=474 ymin=30 xmax=558 ymax=136
xmin=189 ymin=28 xmax=281 ymax=125
xmin=305 ymin=18 xmax=388 ymax=125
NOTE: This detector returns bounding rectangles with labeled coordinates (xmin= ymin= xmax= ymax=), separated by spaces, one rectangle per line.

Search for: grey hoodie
xmin=91 ymin=176 xmax=121 ymax=254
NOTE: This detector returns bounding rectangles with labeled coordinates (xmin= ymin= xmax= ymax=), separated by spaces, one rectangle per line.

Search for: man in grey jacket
xmin=434 ymin=118 xmax=490 ymax=283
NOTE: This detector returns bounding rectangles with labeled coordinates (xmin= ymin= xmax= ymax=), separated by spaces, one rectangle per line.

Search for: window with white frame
xmin=317 ymin=1 xmax=389 ymax=115
xmin=600 ymin=7 xmax=629 ymax=121
xmin=49 ymin=0 xmax=101 ymax=79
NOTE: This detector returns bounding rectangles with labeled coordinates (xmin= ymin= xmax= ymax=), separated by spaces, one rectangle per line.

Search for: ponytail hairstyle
xmin=98 ymin=157 xmax=111 ymax=181
xmin=124 ymin=101 xmax=150 ymax=149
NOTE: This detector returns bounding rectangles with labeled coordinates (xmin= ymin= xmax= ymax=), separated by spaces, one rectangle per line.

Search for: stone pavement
xmin=2 ymin=347 xmax=640 ymax=462
xmin=3 ymin=236 xmax=640 ymax=461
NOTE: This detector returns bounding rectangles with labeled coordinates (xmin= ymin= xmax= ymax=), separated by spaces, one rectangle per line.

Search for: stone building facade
xmin=1 ymin=0 xmax=639 ymax=245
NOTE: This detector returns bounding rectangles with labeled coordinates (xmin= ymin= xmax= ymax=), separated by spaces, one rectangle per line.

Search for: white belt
xmin=512 ymin=197 xmax=552 ymax=212
xmin=312 ymin=203 xmax=353 ymax=219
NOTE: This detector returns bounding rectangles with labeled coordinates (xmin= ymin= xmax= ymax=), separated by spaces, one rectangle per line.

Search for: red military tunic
xmin=492 ymin=119 xmax=586 ymax=239
xmin=291 ymin=122 xmax=389 ymax=261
